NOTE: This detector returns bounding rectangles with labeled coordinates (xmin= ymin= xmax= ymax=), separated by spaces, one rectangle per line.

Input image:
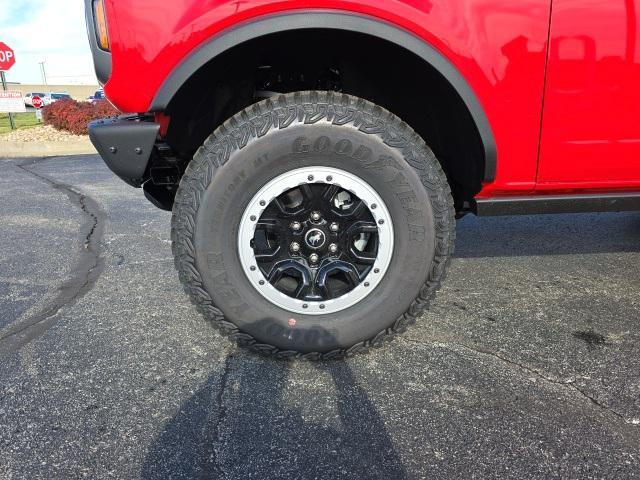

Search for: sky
xmin=0 ymin=0 xmax=97 ymax=85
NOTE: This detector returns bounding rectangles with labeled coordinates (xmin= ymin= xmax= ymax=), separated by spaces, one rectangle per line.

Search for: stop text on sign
xmin=0 ymin=42 xmax=16 ymax=71
xmin=0 ymin=50 xmax=13 ymax=62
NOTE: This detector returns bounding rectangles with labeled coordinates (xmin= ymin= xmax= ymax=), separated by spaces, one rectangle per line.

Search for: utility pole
xmin=39 ymin=61 xmax=47 ymax=85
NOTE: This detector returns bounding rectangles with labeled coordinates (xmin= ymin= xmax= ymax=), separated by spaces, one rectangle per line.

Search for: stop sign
xmin=32 ymin=96 xmax=44 ymax=109
xmin=0 ymin=42 xmax=16 ymax=71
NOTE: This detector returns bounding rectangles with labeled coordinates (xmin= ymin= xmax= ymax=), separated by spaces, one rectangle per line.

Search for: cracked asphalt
xmin=1 ymin=154 xmax=639 ymax=479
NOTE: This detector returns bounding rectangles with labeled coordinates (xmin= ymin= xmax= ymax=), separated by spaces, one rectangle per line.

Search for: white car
xmin=45 ymin=92 xmax=72 ymax=105
xmin=23 ymin=92 xmax=47 ymax=107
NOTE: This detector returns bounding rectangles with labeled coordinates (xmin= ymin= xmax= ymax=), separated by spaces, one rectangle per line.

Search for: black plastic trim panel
xmin=88 ymin=116 xmax=160 ymax=187
xmin=476 ymin=193 xmax=640 ymax=216
xmin=149 ymin=11 xmax=497 ymax=182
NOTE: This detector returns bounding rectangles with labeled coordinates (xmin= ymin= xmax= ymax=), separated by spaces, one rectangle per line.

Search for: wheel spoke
xmin=348 ymin=247 xmax=376 ymax=265
xmin=298 ymin=184 xmax=316 ymax=210
xmin=252 ymin=217 xmax=287 ymax=261
xmin=322 ymin=184 xmax=341 ymax=203
xmin=266 ymin=260 xmax=295 ymax=283
xmin=272 ymin=197 xmax=291 ymax=215
xmin=294 ymin=277 xmax=313 ymax=299
xmin=256 ymin=217 xmax=284 ymax=233
xmin=251 ymin=229 xmax=275 ymax=257
xmin=266 ymin=260 xmax=312 ymax=296
xmin=343 ymin=221 xmax=378 ymax=266
xmin=316 ymin=261 xmax=362 ymax=299
xmin=346 ymin=220 xmax=378 ymax=235
xmin=254 ymin=247 xmax=282 ymax=261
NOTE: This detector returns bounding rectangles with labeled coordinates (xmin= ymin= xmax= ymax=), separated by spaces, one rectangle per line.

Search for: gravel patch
xmin=0 ymin=125 xmax=86 ymax=142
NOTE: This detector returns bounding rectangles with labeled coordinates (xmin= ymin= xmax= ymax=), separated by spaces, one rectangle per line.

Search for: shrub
xmin=42 ymin=99 xmax=119 ymax=135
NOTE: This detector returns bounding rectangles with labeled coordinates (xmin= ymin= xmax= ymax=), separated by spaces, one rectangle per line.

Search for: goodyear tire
xmin=171 ymin=91 xmax=455 ymax=359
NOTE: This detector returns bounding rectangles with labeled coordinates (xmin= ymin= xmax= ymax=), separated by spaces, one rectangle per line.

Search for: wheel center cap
xmin=304 ymin=228 xmax=326 ymax=249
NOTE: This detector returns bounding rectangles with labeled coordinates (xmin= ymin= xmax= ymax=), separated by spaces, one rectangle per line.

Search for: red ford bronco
xmin=85 ymin=0 xmax=640 ymax=358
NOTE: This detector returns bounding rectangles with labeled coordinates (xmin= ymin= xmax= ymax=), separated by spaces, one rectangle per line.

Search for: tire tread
xmin=171 ymin=91 xmax=456 ymax=360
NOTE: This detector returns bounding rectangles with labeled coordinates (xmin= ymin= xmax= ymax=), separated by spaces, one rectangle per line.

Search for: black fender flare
xmin=150 ymin=11 xmax=497 ymax=181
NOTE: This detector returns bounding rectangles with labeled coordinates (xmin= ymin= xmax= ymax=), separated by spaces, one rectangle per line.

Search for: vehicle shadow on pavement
xmin=141 ymin=351 xmax=407 ymax=480
xmin=454 ymin=212 xmax=640 ymax=258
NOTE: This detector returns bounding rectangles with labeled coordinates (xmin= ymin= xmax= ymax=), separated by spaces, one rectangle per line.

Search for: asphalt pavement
xmin=0 ymin=155 xmax=639 ymax=479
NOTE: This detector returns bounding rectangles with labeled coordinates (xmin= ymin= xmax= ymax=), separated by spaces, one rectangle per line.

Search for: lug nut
xmin=310 ymin=211 xmax=321 ymax=222
xmin=328 ymin=243 xmax=338 ymax=254
xmin=329 ymin=222 xmax=339 ymax=232
xmin=291 ymin=221 xmax=302 ymax=231
xmin=309 ymin=253 xmax=319 ymax=264
xmin=290 ymin=242 xmax=301 ymax=253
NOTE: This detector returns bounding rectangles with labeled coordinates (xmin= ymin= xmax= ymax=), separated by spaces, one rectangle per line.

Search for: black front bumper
xmin=88 ymin=116 xmax=160 ymax=187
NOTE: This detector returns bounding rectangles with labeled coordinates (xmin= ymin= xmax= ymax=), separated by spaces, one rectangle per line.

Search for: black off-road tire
xmin=171 ymin=91 xmax=455 ymax=359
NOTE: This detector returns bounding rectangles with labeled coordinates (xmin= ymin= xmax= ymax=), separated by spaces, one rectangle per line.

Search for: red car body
xmin=90 ymin=0 xmax=640 ymax=203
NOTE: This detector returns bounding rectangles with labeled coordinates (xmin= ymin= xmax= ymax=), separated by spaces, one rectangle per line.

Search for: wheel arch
xmin=150 ymin=11 xmax=497 ymax=182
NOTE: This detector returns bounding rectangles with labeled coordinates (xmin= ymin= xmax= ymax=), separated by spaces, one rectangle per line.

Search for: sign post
xmin=31 ymin=95 xmax=43 ymax=121
xmin=0 ymin=41 xmax=17 ymax=130
xmin=0 ymin=71 xmax=15 ymax=130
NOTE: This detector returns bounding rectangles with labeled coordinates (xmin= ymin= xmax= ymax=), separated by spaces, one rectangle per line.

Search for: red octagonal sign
xmin=0 ymin=42 xmax=16 ymax=71
xmin=32 ymin=96 xmax=44 ymax=109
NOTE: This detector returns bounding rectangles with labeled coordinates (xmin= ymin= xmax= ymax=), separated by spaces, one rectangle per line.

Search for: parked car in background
xmin=88 ymin=89 xmax=105 ymax=104
xmin=45 ymin=92 xmax=72 ymax=105
xmin=23 ymin=92 xmax=47 ymax=107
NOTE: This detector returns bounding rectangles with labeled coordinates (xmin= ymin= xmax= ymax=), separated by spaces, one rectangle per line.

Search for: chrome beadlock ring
xmin=238 ymin=166 xmax=394 ymax=315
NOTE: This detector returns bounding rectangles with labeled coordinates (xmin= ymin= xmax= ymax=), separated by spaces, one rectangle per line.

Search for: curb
xmin=0 ymin=139 xmax=96 ymax=157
